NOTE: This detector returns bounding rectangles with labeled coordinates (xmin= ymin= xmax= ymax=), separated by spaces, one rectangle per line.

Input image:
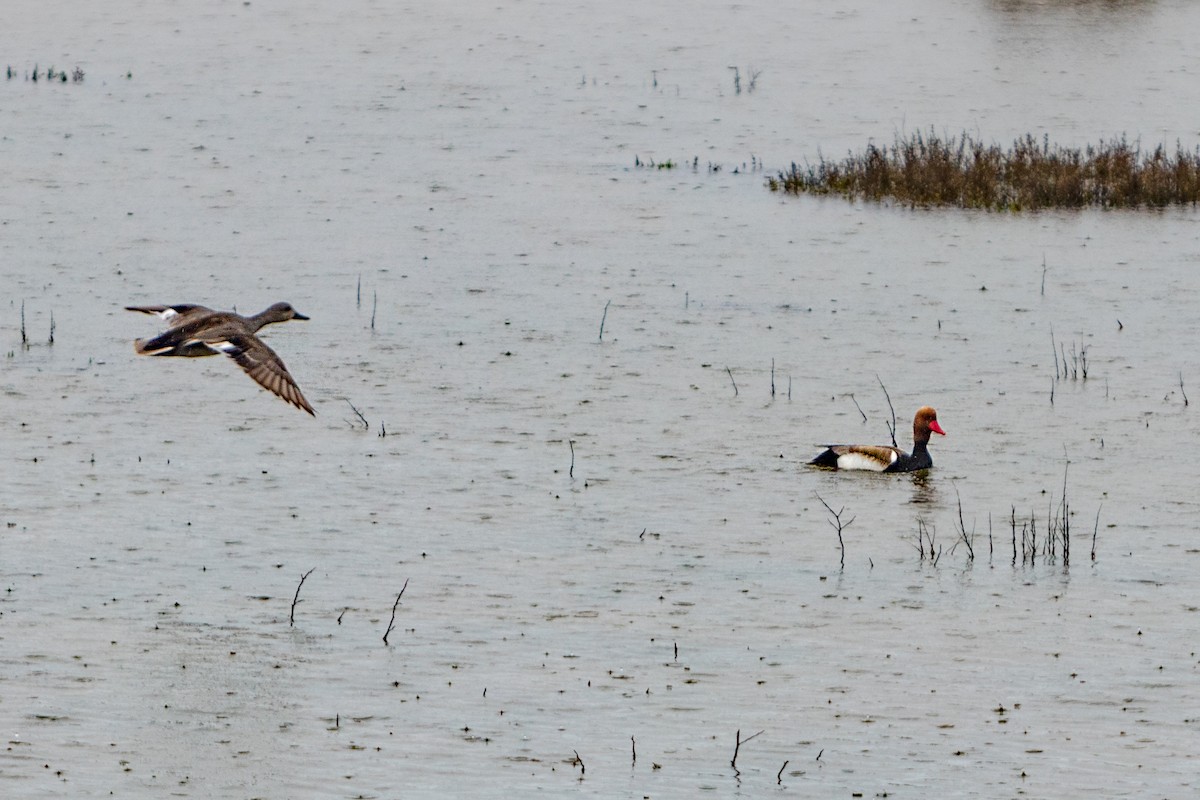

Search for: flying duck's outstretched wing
xmin=125 ymin=304 xmax=215 ymax=324
xmin=209 ymin=332 xmax=316 ymax=416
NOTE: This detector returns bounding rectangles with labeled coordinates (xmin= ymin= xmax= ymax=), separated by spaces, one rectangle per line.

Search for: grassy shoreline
xmin=768 ymin=131 xmax=1200 ymax=210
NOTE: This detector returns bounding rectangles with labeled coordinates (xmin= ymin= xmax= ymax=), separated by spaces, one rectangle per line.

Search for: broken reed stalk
xmin=573 ymin=749 xmax=585 ymax=777
xmin=953 ymin=486 xmax=974 ymax=561
xmin=1011 ymin=506 xmax=1017 ymax=566
xmin=371 ymin=290 xmax=377 ymax=330
xmin=631 ymin=736 xmax=636 ymax=766
xmin=916 ymin=519 xmax=940 ymax=565
xmin=723 ymin=365 xmax=739 ymax=396
xmin=568 ymin=439 xmax=576 ymax=478
xmin=1051 ymin=326 xmax=1060 ymax=379
xmin=345 ymin=398 xmax=369 ymax=430
xmin=1092 ymin=504 xmax=1101 ymax=561
xmin=777 ymin=760 xmax=788 ymax=784
xmin=816 ymin=493 xmax=853 ymax=570
xmin=1041 ymin=254 xmax=1048 ymax=296
xmin=988 ymin=513 xmax=993 ymax=561
xmin=730 ymin=728 xmax=764 ymax=770
xmin=290 ymin=567 xmax=316 ymax=627
xmin=876 ymin=374 xmax=897 ymax=446
xmin=849 ymin=393 xmax=867 ymax=423
xmin=1181 ymin=372 xmax=1189 ymax=406
xmin=356 ymin=274 xmax=361 ymax=308
xmin=20 ymin=300 xmax=27 ymax=348
xmin=770 ymin=359 xmax=776 ymax=398
xmin=598 ymin=299 xmax=611 ymax=342
xmin=1060 ymin=459 xmax=1071 ymax=565
xmin=48 ymin=311 xmax=55 ymax=345
xmin=382 ymin=578 xmax=409 ymax=645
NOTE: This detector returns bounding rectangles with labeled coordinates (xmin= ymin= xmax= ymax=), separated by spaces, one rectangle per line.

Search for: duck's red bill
xmin=930 ymin=420 xmax=946 ymax=435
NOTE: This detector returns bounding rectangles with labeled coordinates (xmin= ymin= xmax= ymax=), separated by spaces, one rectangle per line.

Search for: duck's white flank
xmin=836 ymin=450 xmax=896 ymax=471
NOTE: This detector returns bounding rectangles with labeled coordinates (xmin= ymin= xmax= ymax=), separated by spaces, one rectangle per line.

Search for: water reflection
xmin=908 ymin=471 xmax=938 ymax=506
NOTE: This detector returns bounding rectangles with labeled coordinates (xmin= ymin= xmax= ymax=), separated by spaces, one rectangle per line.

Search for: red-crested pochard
xmin=810 ymin=406 xmax=945 ymax=472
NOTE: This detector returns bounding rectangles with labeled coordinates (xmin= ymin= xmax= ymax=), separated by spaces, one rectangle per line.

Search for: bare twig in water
xmin=1051 ymin=326 xmax=1060 ymax=380
xmin=816 ymin=494 xmax=854 ymax=570
xmin=48 ymin=311 xmax=55 ymax=345
xmin=731 ymin=728 xmax=764 ymax=770
xmin=598 ymin=299 xmax=611 ymax=342
xmin=1092 ymin=504 xmax=1102 ymax=561
xmin=777 ymin=760 xmax=788 ymax=784
xmin=876 ymin=375 xmax=897 ymax=446
xmin=382 ymin=578 xmax=410 ymax=645
xmin=345 ymin=399 xmax=369 ymax=430
xmin=1181 ymin=372 xmax=1189 ymax=407
xmin=356 ymin=274 xmax=361 ymax=308
xmin=631 ymin=736 xmax=636 ymax=765
xmin=726 ymin=366 xmax=738 ymax=397
xmin=573 ymin=749 xmax=585 ymax=777
xmin=290 ymin=567 xmax=315 ymax=627
xmin=568 ymin=439 xmax=576 ymax=478
xmin=953 ymin=485 xmax=974 ymax=561
xmin=20 ymin=300 xmax=27 ymax=348
xmin=848 ymin=393 xmax=867 ymax=423
xmin=770 ymin=359 xmax=776 ymax=398
xmin=1041 ymin=254 xmax=1048 ymax=296
xmin=371 ymin=290 xmax=377 ymax=330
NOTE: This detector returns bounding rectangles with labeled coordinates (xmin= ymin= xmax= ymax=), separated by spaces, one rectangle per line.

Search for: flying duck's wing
xmin=209 ymin=331 xmax=315 ymax=415
xmin=125 ymin=304 xmax=215 ymax=324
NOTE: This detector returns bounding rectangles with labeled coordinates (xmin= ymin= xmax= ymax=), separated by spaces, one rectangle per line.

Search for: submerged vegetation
xmin=769 ymin=131 xmax=1200 ymax=210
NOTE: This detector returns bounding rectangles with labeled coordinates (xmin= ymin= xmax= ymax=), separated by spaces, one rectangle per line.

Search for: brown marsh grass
xmin=768 ymin=131 xmax=1200 ymax=210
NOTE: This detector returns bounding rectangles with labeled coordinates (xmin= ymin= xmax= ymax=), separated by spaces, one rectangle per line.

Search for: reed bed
xmin=769 ymin=131 xmax=1200 ymax=210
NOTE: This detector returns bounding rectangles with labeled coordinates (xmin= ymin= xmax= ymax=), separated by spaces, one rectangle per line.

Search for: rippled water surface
xmin=4 ymin=1 xmax=1200 ymax=797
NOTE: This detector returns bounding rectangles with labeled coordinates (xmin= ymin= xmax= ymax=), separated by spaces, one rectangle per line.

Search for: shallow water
xmin=3 ymin=1 xmax=1200 ymax=797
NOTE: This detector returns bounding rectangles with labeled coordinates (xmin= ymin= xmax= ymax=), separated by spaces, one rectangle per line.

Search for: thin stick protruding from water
xmin=568 ymin=439 xmax=576 ymax=479
xmin=345 ymin=398 xmax=369 ymax=430
xmin=1180 ymin=372 xmax=1189 ymax=406
xmin=20 ymin=300 xmax=27 ymax=348
xmin=382 ymin=578 xmax=410 ymax=645
xmin=770 ymin=359 xmax=776 ymax=398
xmin=816 ymin=493 xmax=853 ymax=570
xmin=731 ymin=728 xmax=764 ymax=770
xmin=290 ymin=567 xmax=316 ymax=627
xmin=370 ymin=290 xmax=377 ymax=330
xmin=726 ymin=366 xmax=738 ymax=397
xmin=598 ymin=299 xmax=611 ymax=342
xmin=849 ymin=393 xmax=867 ymax=423
xmin=876 ymin=375 xmax=897 ymax=446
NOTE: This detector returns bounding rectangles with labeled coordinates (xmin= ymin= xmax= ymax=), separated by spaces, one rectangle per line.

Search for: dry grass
xmin=768 ymin=131 xmax=1200 ymax=210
